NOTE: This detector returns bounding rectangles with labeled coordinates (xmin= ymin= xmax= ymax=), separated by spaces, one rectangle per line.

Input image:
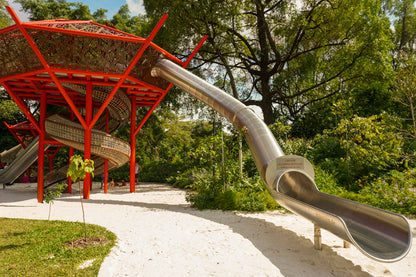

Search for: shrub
xmin=185 ymin=163 xmax=279 ymax=212
xmin=310 ymin=113 xmax=403 ymax=191
xmin=360 ymin=169 xmax=416 ymax=215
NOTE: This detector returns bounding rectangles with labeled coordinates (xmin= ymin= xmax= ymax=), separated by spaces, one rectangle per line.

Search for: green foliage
xmin=310 ymin=113 xmax=403 ymax=190
xmin=0 ymin=218 xmax=116 ymax=276
xmin=145 ymin=0 xmax=392 ymax=124
xmin=314 ymin=166 xmax=416 ymax=215
xmin=141 ymin=160 xmax=185 ymax=182
xmin=185 ymin=164 xmax=278 ymax=212
xmin=66 ymin=155 xmax=94 ymax=183
xmin=360 ymin=169 xmax=416 ymax=215
xmin=314 ymin=166 xmax=345 ymax=195
xmin=44 ymin=183 xmax=67 ymax=221
xmin=44 ymin=183 xmax=67 ymax=204
xmin=108 ymin=4 xmax=145 ymax=35
xmin=17 ymin=0 xmax=94 ymax=20
xmin=0 ymin=0 xmax=12 ymax=28
xmin=0 ymin=94 xmax=27 ymax=152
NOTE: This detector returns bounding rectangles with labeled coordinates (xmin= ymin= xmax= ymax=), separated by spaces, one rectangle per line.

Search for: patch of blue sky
xmin=8 ymin=0 xmax=145 ymax=22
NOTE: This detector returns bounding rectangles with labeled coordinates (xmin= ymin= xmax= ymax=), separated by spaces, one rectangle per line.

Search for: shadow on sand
xmin=50 ymin=183 xmax=375 ymax=277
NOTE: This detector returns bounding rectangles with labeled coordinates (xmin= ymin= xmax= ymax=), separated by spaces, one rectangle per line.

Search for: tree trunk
xmin=79 ymin=181 xmax=87 ymax=240
xmin=261 ymin=96 xmax=274 ymax=125
xmin=255 ymin=0 xmax=274 ymax=126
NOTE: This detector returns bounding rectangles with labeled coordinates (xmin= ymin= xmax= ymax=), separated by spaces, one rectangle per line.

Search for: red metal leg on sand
xmin=83 ymin=83 xmax=93 ymax=199
xmin=68 ymin=146 xmax=73 ymax=194
xmin=130 ymin=96 xmax=136 ymax=192
xmin=104 ymin=110 xmax=109 ymax=194
xmin=37 ymin=91 xmax=47 ymax=203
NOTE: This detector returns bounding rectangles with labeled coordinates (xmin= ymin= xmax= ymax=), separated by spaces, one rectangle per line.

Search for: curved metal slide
xmin=151 ymin=58 xmax=412 ymax=262
xmin=0 ymin=143 xmax=23 ymax=165
xmin=0 ymin=137 xmax=48 ymax=185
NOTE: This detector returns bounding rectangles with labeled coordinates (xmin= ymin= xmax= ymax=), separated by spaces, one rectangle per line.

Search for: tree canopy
xmin=0 ymin=0 xmax=12 ymax=28
xmin=16 ymin=0 xmax=95 ymax=20
xmin=144 ymin=0 xmax=392 ymax=125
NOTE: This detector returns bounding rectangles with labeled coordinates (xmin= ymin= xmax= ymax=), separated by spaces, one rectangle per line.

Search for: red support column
xmin=68 ymin=146 xmax=73 ymax=194
xmin=37 ymin=91 xmax=47 ymax=203
xmin=83 ymin=83 xmax=93 ymax=199
xmin=130 ymin=96 xmax=136 ymax=192
xmin=68 ymin=110 xmax=74 ymax=194
xmin=104 ymin=109 xmax=109 ymax=194
xmin=48 ymin=156 xmax=53 ymax=172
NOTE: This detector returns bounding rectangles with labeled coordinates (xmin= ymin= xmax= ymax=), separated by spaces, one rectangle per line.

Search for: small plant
xmin=67 ymin=154 xmax=94 ymax=240
xmin=43 ymin=183 xmax=67 ymax=221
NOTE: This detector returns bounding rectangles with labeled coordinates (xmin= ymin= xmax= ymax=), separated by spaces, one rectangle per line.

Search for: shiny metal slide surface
xmin=0 ymin=137 xmax=49 ymax=184
xmin=152 ymin=58 xmax=412 ymax=262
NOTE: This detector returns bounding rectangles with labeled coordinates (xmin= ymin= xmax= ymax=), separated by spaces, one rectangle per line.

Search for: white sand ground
xmin=0 ymin=182 xmax=415 ymax=277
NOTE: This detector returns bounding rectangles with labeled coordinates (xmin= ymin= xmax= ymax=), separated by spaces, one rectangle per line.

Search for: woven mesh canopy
xmin=0 ymin=9 xmax=205 ymax=192
xmin=0 ymin=16 xmax=179 ymax=177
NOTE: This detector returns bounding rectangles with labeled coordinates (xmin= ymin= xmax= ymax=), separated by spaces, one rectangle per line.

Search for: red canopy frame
xmin=0 ymin=6 xmax=207 ymax=202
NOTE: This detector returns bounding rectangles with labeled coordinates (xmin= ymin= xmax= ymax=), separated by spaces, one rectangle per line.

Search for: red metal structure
xmin=0 ymin=6 xmax=206 ymax=202
xmin=3 ymin=120 xmax=60 ymax=172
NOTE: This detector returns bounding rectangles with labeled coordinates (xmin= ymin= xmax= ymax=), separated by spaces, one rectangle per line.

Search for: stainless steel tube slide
xmin=0 ymin=137 xmax=50 ymax=185
xmin=151 ymin=58 xmax=412 ymax=262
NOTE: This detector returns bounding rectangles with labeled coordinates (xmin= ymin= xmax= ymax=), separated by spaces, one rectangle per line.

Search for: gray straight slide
xmin=151 ymin=58 xmax=412 ymax=262
xmin=0 ymin=137 xmax=49 ymax=185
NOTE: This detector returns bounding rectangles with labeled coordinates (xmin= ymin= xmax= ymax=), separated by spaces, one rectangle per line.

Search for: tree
xmin=144 ymin=0 xmax=392 ymax=125
xmin=0 ymin=88 xmax=27 ymax=152
xmin=17 ymin=0 xmax=96 ymax=21
xmin=383 ymin=0 xmax=416 ymax=65
xmin=43 ymin=183 xmax=67 ymax=221
xmin=67 ymin=155 xmax=94 ymax=240
xmin=0 ymin=0 xmax=12 ymax=28
xmin=0 ymin=1 xmax=14 ymax=150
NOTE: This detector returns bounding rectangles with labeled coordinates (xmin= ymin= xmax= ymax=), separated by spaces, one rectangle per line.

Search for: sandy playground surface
xmin=0 ymin=182 xmax=415 ymax=277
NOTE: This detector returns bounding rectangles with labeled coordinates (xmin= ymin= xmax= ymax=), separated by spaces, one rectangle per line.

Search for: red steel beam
xmin=6 ymin=6 xmax=87 ymax=130
xmin=89 ymin=14 xmax=169 ymax=130
xmin=1 ymin=82 xmax=41 ymax=133
xmin=132 ymin=35 xmax=207 ymax=137
xmin=37 ymin=90 xmax=46 ymax=203
xmin=3 ymin=121 xmax=25 ymax=146
xmin=130 ymin=95 xmax=137 ymax=193
xmin=184 ymin=35 xmax=209 ymax=67
xmin=83 ymin=82 xmax=93 ymax=199
xmin=104 ymin=109 xmax=109 ymax=194
xmin=25 ymin=23 xmax=146 ymax=43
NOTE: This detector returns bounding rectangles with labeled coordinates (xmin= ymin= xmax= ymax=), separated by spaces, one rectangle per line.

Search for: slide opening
xmin=276 ymin=170 xmax=412 ymax=262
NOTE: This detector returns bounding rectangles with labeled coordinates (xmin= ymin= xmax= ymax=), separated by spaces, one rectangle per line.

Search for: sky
xmin=8 ymin=0 xmax=145 ymax=22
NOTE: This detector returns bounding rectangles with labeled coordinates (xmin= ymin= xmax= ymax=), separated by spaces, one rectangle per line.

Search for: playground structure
xmin=0 ymin=6 xmax=412 ymax=263
xmin=0 ymin=6 xmax=206 ymax=199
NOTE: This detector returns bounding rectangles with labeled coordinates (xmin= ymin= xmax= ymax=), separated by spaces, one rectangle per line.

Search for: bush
xmin=313 ymin=166 xmax=345 ymax=195
xmin=269 ymin=121 xmax=312 ymax=157
xmin=310 ymin=113 xmax=403 ymax=191
xmin=313 ymin=166 xmax=416 ymax=215
xmin=360 ymin=169 xmax=416 ymax=215
xmin=140 ymin=160 xmax=185 ymax=182
xmin=107 ymin=163 xmax=129 ymax=182
xmin=185 ymin=164 xmax=279 ymax=212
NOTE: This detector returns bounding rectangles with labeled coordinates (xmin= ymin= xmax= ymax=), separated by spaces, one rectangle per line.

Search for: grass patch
xmin=0 ymin=218 xmax=116 ymax=276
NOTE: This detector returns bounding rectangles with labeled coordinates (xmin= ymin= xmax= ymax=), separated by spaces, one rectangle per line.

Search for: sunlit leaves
xmin=67 ymin=154 xmax=94 ymax=183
